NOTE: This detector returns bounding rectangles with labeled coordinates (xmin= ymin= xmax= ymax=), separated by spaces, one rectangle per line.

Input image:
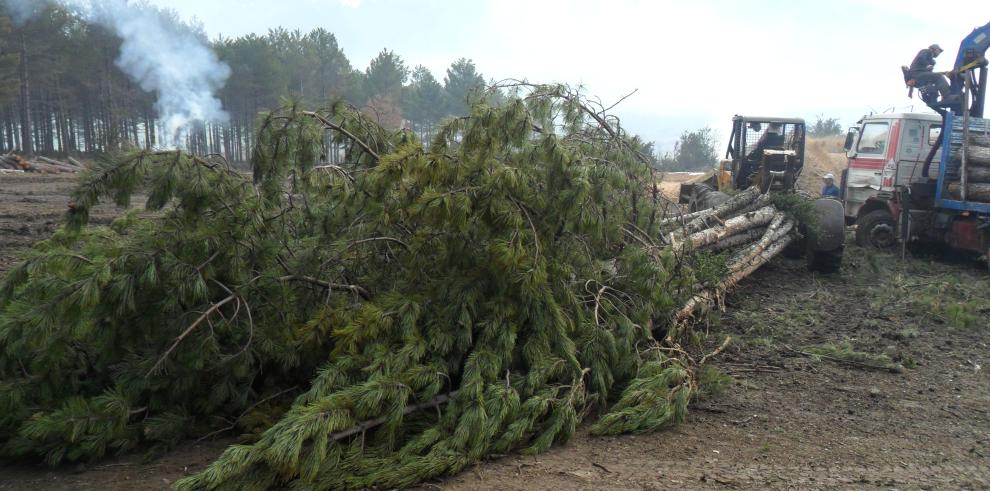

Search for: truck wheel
xmin=807 ymin=246 xmax=843 ymax=273
xmin=855 ymin=210 xmax=896 ymax=249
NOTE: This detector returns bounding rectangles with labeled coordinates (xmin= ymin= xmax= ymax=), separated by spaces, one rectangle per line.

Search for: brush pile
xmin=0 ymin=152 xmax=83 ymax=174
xmin=0 ymin=85 xmax=811 ymax=490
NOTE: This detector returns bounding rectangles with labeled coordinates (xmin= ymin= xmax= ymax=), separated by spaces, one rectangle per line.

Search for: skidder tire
xmin=782 ymin=234 xmax=806 ymax=259
xmin=855 ymin=209 xmax=896 ymax=249
xmin=807 ymin=246 xmax=843 ymax=273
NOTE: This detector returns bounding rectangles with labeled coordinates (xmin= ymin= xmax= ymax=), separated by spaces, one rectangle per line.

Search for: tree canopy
xmin=0 ymin=85 xmax=718 ymax=488
xmin=658 ymin=126 xmax=719 ymax=171
xmin=0 ymin=5 xmax=486 ymax=159
xmin=809 ymin=115 xmax=843 ymax=137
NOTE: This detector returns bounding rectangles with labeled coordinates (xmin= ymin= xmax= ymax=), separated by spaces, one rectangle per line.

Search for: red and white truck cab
xmin=841 ymin=113 xmax=943 ymax=247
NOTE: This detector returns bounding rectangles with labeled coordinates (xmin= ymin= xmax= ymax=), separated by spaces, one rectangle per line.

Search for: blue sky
xmin=150 ymin=0 xmax=987 ymax=151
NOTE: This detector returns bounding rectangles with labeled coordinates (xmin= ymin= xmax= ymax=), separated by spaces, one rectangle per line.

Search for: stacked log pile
xmin=952 ymin=134 xmax=990 ymax=201
xmin=0 ymin=152 xmax=82 ymax=173
xmin=661 ymin=187 xmax=797 ymax=326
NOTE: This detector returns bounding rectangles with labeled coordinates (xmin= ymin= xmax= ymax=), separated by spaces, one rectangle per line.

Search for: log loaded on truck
xmin=841 ymin=21 xmax=990 ymax=259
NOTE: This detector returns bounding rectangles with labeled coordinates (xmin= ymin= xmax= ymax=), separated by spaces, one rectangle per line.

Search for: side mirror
xmin=843 ymin=128 xmax=858 ymax=151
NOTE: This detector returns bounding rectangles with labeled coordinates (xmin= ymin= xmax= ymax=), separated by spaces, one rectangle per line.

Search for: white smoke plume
xmin=2 ymin=0 xmax=231 ymax=147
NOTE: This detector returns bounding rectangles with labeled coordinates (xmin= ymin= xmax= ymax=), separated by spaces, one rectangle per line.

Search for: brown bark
xmin=18 ymin=32 xmax=32 ymax=155
xmin=966 ymin=144 xmax=990 ymax=166
xmin=966 ymin=166 xmax=990 ymax=183
xmin=947 ymin=182 xmax=990 ymax=202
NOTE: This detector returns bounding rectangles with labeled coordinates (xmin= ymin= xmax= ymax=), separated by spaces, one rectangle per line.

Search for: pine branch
xmin=328 ymin=392 xmax=457 ymax=443
xmin=278 ymin=275 xmax=371 ymax=300
xmin=302 ymin=110 xmax=381 ymax=162
xmin=146 ymin=294 xmax=238 ymax=377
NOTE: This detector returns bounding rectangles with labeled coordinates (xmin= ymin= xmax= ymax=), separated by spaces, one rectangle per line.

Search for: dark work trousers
xmin=911 ymin=71 xmax=950 ymax=98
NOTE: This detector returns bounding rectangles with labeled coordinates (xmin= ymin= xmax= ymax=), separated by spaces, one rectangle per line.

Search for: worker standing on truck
xmin=907 ymin=44 xmax=956 ymax=103
xmin=822 ymin=173 xmax=840 ymax=198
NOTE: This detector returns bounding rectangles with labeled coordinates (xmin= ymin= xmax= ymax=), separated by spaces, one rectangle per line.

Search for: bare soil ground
xmin=1 ymin=174 xmax=989 ymax=490
xmin=0 ymin=174 xmax=132 ymax=274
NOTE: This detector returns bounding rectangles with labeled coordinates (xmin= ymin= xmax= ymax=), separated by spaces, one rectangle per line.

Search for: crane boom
xmin=946 ymin=21 xmax=989 ymax=117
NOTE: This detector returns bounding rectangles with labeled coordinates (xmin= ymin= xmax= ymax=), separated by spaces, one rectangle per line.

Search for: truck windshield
xmin=857 ymin=122 xmax=889 ymax=155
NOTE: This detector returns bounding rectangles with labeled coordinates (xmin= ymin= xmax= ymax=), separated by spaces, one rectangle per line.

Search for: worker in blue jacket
xmin=822 ymin=173 xmax=840 ymax=198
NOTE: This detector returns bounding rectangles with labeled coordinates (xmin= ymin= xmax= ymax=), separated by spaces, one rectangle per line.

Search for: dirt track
xmin=1 ymin=174 xmax=988 ymax=490
xmin=0 ymin=174 xmax=131 ymax=274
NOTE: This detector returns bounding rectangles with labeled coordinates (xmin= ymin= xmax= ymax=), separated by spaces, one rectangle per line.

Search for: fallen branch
xmin=278 ymin=274 xmax=371 ymax=300
xmin=782 ymin=345 xmax=903 ymax=373
xmin=146 ymin=294 xmax=238 ymax=377
xmin=329 ymin=392 xmax=457 ymax=443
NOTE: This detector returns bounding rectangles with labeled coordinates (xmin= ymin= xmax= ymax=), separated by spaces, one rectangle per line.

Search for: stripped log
xmin=672 ymin=205 xmax=777 ymax=253
xmin=947 ymin=182 xmax=990 ymax=202
xmin=674 ymin=214 xmax=792 ymax=325
xmin=36 ymin=156 xmax=78 ymax=171
xmin=726 ymin=215 xmax=794 ymax=269
xmin=698 ymin=226 xmax=767 ymax=253
xmin=674 ymin=228 xmax=793 ymax=325
xmin=966 ymin=144 xmax=990 ymax=166
xmin=970 ymin=134 xmax=990 ymax=148
xmin=663 ymin=187 xmax=760 ymax=235
xmin=967 ymin=166 xmax=990 ymax=183
xmin=23 ymin=162 xmax=63 ymax=174
xmin=0 ymin=154 xmax=19 ymax=169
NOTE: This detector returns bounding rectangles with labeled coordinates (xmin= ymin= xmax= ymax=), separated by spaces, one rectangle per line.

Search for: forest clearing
xmin=0 ymin=149 xmax=988 ymax=489
xmin=1 ymin=1 xmax=989 ymax=490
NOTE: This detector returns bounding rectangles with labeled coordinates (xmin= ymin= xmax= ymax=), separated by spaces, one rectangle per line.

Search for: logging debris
xmin=0 ymin=152 xmax=82 ymax=174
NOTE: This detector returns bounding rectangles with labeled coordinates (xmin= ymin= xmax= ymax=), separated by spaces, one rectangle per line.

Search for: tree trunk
xmin=966 ymin=144 xmax=990 ymax=166
xmin=672 ymin=206 xmax=778 ymax=252
xmin=675 ymin=222 xmax=793 ymax=325
xmin=18 ymin=33 xmax=32 ymax=155
xmin=947 ymin=182 xmax=990 ymax=202
xmin=966 ymin=166 xmax=990 ymax=183
xmin=4 ymin=106 xmax=14 ymax=152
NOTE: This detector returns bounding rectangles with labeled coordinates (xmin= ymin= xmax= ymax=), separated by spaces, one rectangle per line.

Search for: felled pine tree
xmin=1 ymin=85 xmax=724 ymax=489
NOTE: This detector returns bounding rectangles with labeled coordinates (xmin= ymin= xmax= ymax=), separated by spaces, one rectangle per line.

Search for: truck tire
xmin=855 ymin=210 xmax=896 ymax=249
xmin=807 ymin=246 xmax=843 ymax=273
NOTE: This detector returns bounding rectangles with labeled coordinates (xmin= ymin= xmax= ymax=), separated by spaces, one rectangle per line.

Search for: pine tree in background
xmin=444 ymin=57 xmax=486 ymax=116
xmin=403 ymin=65 xmax=446 ymax=139
xmin=0 ymin=16 xmax=20 ymax=106
xmin=0 ymin=6 xmax=490 ymax=160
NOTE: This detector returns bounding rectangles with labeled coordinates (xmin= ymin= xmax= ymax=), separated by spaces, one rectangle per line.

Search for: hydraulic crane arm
xmin=920 ymin=21 xmax=989 ymax=177
xmin=947 ymin=21 xmax=990 ymax=117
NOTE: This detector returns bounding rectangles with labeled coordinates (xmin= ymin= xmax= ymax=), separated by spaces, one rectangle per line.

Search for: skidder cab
xmin=679 ymin=115 xmax=845 ymax=273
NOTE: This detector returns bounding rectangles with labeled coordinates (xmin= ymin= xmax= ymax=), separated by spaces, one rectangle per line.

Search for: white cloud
xmin=339 ymin=0 xmax=362 ymax=8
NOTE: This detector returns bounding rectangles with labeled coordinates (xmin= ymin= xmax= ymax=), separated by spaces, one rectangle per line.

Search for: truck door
xmin=896 ymin=118 xmax=925 ymax=187
xmin=844 ymin=120 xmax=892 ymax=217
xmin=924 ymin=123 xmax=942 ymax=175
